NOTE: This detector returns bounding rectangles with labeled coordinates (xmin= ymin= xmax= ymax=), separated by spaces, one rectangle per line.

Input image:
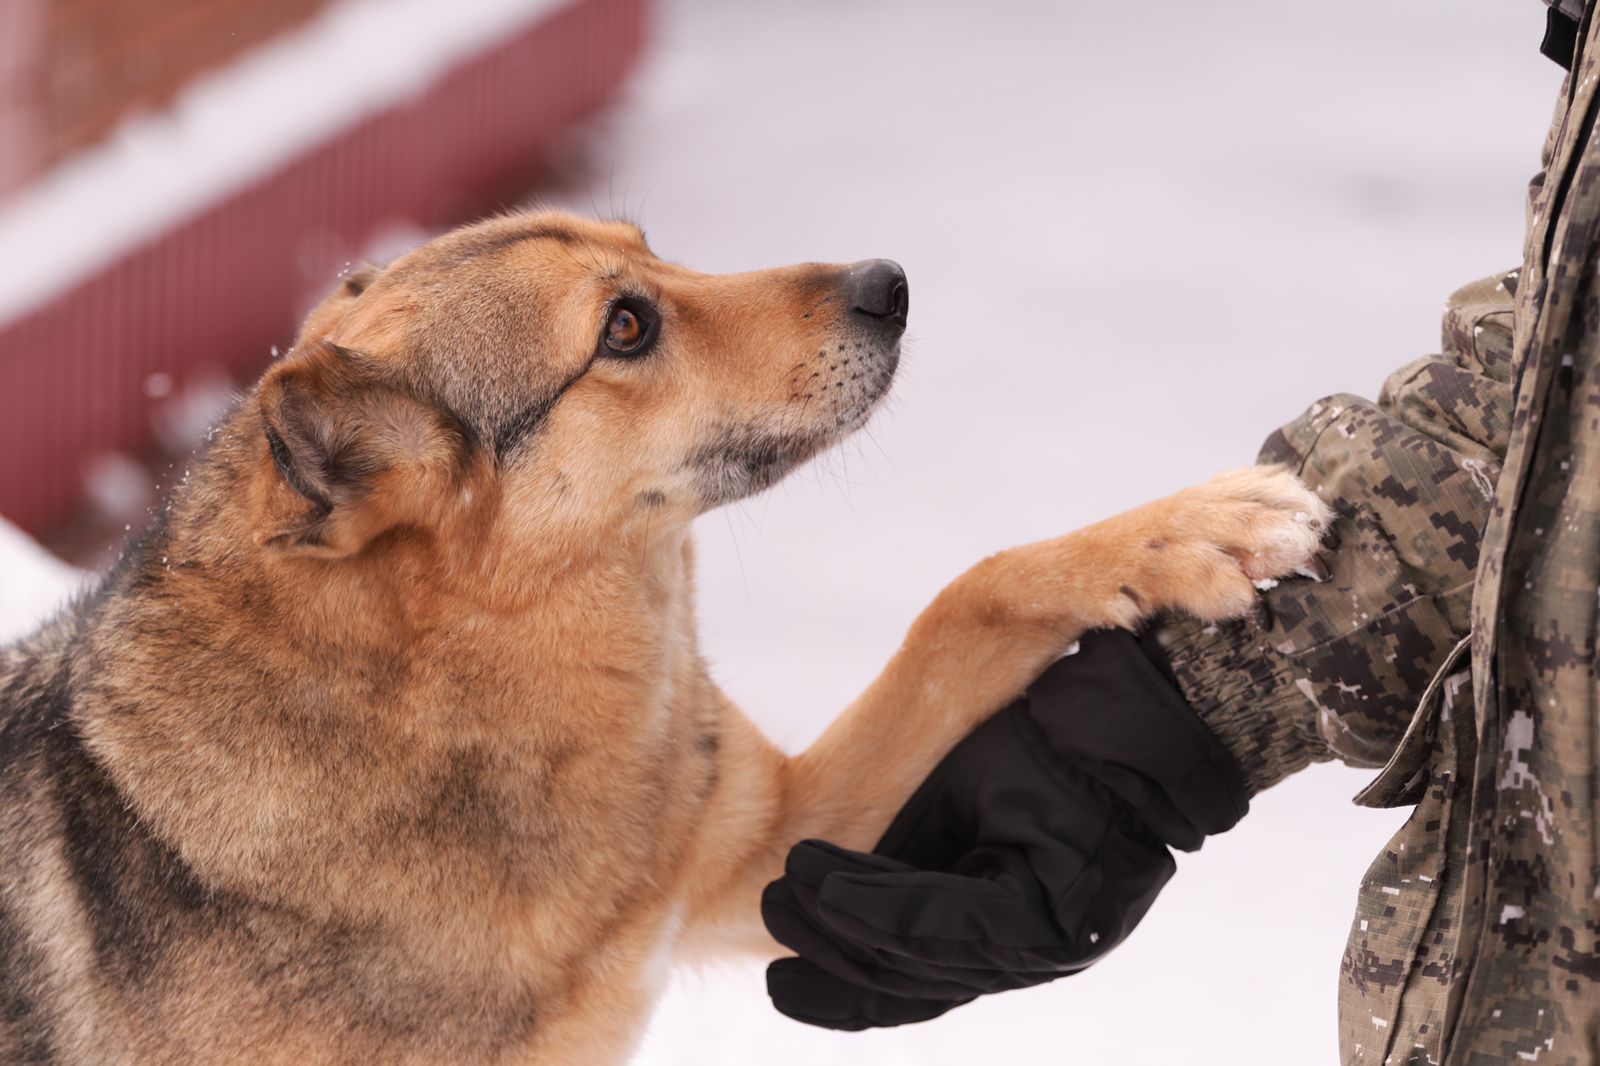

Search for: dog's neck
xmin=101 ymin=404 xmax=695 ymax=673
xmin=71 ymin=407 xmax=714 ymax=924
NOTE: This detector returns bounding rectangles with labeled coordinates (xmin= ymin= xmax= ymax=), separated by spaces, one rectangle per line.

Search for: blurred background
xmin=0 ymin=0 xmax=1564 ymax=1061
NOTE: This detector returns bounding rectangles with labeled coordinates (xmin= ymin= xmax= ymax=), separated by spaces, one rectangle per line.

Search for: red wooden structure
xmin=0 ymin=0 xmax=647 ymax=538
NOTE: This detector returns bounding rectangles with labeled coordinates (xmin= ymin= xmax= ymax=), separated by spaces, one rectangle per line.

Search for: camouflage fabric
xmin=1164 ymin=269 xmax=1513 ymax=795
xmin=1162 ymin=8 xmax=1600 ymax=1060
xmin=1449 ymin=5 xmax=1600 ymax=1056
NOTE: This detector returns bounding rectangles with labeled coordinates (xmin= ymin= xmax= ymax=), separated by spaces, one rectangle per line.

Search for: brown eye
xmin=603 ymin=300 xmax=657 ymax=358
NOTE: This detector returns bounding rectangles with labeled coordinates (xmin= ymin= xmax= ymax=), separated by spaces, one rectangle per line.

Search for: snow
xmin=0 ymin=0 xmax=571 ymax=322
xmin=0 ymin=517 xmax=86 ymax=645
xmin=0 ymin=0 xmax=1563 ymax=1062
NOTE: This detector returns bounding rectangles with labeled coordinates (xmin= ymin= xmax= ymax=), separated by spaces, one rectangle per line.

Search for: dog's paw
xmin=1131 ymin=466 xmax=1333 ymax=624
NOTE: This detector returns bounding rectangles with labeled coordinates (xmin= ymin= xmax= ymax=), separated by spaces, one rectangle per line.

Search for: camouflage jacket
xmin=1164 ymin=10 xmax=1600 ymax=1063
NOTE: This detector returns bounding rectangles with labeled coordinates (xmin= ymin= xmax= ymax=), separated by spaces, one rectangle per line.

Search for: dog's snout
xmin=845 ymin=259 xmax=908 ymax=329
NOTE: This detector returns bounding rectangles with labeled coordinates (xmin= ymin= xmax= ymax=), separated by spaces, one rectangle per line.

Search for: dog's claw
xmin=1295 ymin=554 xmax=1333 ymax=583
xmin=1248 ymin=596 xmax=1273 ymax=631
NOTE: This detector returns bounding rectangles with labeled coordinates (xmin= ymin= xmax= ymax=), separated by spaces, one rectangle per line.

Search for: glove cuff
xmin=1156 ymin=613 xmax=1334 ymax=797
xmin=1023 ymin=628 xmax=1249 ymax=851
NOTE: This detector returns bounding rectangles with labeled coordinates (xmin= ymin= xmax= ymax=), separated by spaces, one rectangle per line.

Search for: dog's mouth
xmin=688 ymin=259 xmax=906 ymax=510
xmin=692 ymin=333 xmax=900 ymax=509
xmin=826 ymin=337 xmax=900 ymax=435
xmin=689 ymin=428 xmax=825 ymax=507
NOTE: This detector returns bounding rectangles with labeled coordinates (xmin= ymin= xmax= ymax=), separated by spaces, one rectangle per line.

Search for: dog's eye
xmin=607 ymin=309 xmax=642 ymax=349
xmin=602 ymin=300 xmax=657 ymax=357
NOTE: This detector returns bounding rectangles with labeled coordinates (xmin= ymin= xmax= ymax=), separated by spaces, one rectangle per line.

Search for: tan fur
xmin=0 ymin=212 xmax=1330 ymax=1064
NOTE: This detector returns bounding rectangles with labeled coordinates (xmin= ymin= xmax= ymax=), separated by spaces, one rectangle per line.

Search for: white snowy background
xmin=0 ymin=1 xmax=1562 ymax=1063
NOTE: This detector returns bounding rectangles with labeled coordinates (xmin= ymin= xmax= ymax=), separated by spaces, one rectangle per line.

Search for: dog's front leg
xmin=683 ymin=466 xmax=1328 ymax=956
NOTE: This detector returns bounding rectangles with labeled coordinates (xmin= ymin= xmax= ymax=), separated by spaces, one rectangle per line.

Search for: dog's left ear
xmin=295 ymin=262 xmax=383 ymax=349
xmin=251 ymin=342 xmax=473 ymax=557
xmin=338 ymin=263 xmax=381 ymax=297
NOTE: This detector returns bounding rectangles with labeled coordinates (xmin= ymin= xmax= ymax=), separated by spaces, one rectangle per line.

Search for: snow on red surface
xmin=0 ymin=0 xmax=645 ymax=538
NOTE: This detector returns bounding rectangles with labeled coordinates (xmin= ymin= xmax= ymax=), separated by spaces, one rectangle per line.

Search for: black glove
xmin=761 ymin=627 xmax=1248 ymax=1031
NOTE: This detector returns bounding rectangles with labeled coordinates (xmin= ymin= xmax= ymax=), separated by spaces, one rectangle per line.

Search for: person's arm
xmin=1165 ymin=270 xmax=1513 ymax=794
xmin=761 ymin=272 xmax=1516 ymax=1029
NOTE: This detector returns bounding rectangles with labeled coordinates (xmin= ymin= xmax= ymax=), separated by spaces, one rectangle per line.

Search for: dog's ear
xmin=295 ymin=263 xmax=383 ymax=349
xmin=339 ymin=262 xmax=381 ymax=297
xmin=252 ymin=342 xmax=473 ymax=557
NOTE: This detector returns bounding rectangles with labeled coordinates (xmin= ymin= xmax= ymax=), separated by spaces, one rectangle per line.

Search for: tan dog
xmin=0 ymin=212 xmax=1330 ymax=1064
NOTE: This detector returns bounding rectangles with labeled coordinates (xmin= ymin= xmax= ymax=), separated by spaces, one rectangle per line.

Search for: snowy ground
xmin=0 ymin=1 xmax=1562 ymax=1062
xmin=0 ymin=519 xmax=86 ymax=645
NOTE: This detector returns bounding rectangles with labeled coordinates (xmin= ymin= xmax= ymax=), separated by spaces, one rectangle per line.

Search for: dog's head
xmin=250 ymin=212 xmax=906 ymax=562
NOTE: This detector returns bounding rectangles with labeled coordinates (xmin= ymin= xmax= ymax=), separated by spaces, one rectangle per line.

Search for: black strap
xmin=1544 ymin=7 xmax=1581 ymax=70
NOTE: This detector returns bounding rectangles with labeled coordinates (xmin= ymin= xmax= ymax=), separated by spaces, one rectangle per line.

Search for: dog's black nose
xmin=845 ymin=259 xmax=908 ymax=329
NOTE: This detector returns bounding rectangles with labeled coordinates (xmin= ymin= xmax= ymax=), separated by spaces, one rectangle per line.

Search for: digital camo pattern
xmin=1163 ymin=269 xmax=1513 ymax=796
xmin=1161 ymin=269 xmax=1514 ymax=1060
xmin=1164 ymin=7 xmax=1600 ymax=1059
xmin=1445 ymin=5 xmax=1600 ymax=1059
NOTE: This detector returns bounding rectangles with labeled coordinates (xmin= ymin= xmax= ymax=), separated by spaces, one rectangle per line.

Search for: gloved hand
xmin=761 ymin=627 xmax=1248 ymax=1030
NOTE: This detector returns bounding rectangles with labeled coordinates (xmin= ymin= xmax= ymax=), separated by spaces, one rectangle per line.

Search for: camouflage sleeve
xmin=1160 ymin=272 xmax=1515 ymax=795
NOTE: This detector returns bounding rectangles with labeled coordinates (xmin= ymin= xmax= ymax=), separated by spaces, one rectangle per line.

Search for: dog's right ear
xmin=251 ymin=342 xmax=472 ymax=558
